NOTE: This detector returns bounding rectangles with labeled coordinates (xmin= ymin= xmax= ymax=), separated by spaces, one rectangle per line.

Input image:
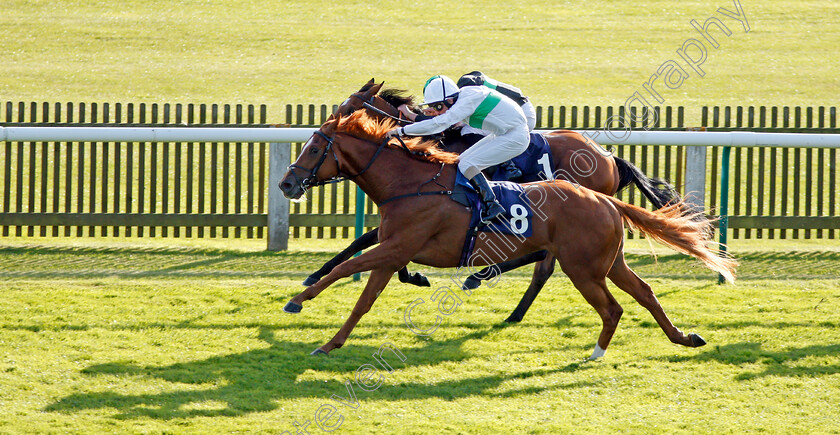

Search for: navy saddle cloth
xmin=450 ymin=133 xmax=553 ymax=266
xmin=454 ymin=172 xmax=535 ymax=267
xmin=490 ymin=132 xmax=555 ymax=183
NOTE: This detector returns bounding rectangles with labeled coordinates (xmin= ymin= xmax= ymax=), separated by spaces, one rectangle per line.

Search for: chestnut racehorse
xmin=304 ymin=80 xmax=684 ymax=324
xmin=279 ymin=111 xmax=736 ymax=358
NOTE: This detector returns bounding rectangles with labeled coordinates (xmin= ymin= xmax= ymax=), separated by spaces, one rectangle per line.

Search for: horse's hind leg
xmin=462 ymin=250 xmax=549 ymax=290
xmin=505 ymin=252 xmax=555 ymax=323
xmin=304 ymin=228 xmax=380 ymax=286
xmin=607 ymin=249 xmax=706 ymax=348
xmin=304 ymin=227 xmax=429 ymax=288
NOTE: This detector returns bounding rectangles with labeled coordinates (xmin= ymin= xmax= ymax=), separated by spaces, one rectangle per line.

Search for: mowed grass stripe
xmin=0 ymin=265 xmax=838 ymax=433
xmin=2 ymin=242 xmax=839 ymax=280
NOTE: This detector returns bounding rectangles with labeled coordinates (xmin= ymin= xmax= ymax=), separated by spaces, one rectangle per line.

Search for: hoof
xmin=462 ymin=276 xmax=481 ymax=290
xmin=399 ymin=272 xmax=431 ymax=287
xmin=302 ymin=276 xmax=319 ymax=286
xmin=283 ymin=301 xmax=303 ymax=314
xmin=310 ymin=348 xmax=328 ymax=356
xmin=413 ymin=274 xmax=431 ymax=287
xmin=503 ymin=314 xmax=522 ymax=323
xmin=688 ymin=333 xmax=707 ymax=347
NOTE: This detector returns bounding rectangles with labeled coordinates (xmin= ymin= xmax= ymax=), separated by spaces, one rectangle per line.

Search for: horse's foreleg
xmin=462 ymin=250 xmax=549 ymax=290
xmin=303 ymin=228 xmax=380 ymax=286
xmin=304 ymin=228 xmax=429 ymax=288
xmin=314 ymin=267 xmax=396 ymax=355
xmin=504 ymin=252 xmax=556 ymax=323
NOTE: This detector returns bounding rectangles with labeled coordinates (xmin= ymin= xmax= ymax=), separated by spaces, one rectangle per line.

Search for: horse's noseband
xmin=287 ymin=130 xmax=339 ymax=191
xmin=287 ymin=129 xmax=395 ymax=192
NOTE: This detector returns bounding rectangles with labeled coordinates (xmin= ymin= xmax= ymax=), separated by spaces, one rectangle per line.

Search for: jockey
xmin=388 ymin=75 xmax=529 ymax=223
xmin=457 ymin=71 xmax=537 ymax=130
xmin=457 ymin=71 xmax=537 ymax=180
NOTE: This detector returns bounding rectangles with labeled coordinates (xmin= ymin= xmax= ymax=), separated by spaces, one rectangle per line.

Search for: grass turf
xmin=1 ymin=0 xmax=838 ymax=122
xmin=1 ymin=0 xmax=839 ymax=432
xmin=0 ymin=237 xmax=838 ymax=433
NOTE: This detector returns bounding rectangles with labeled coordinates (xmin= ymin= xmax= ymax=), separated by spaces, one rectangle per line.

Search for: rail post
xmin=718 ymin=146 xmax=732 ymax=284
xmin=267 ymin=142 xmax=291 ymax=251
xmin=684 ymin=127 xmax=707 ymax=213
xmin=353 ymin=186 xmax=365 ymax=281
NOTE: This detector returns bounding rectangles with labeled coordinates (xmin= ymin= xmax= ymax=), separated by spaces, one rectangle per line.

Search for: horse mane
xmin=379 ymin=88 xmax=415 ymax=108
xmin=357 ymin=82 xmax=416 ymax=108
xmin=336 ymin=111 xmax=459 ymax=165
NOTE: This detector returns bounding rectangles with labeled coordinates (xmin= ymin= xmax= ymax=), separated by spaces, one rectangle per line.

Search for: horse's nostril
xmin=280 ymin=181 xmax=292 ymax=191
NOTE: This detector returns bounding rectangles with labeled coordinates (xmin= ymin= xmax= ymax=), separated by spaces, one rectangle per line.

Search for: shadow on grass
xmin=624 ymin=250 xmax=840 ymax=280
xmin=3 ymin=244 xmax=840 ymax=280
xmin=0 ymin=244 xmax=336 ymax=279
xmin=44 ymin=325 xmax=598 ymax=420
xmin=665 ymin=342 xmax=840 ymax=380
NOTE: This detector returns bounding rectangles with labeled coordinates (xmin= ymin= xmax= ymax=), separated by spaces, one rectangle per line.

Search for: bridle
xmin=286 ymin=92 xmax=445 ymax=201
xmin=285 ymin=126 xmax=447 ymax=204
xmin=347 ymin=92 xmax=412 ymax=125
xmin=286 ymin=130 xmax=341 ymax=190
xmin=285 ymin=129 xmax=391 ymax=191
xmin=288 ymin=91 xmax=420 ymax=191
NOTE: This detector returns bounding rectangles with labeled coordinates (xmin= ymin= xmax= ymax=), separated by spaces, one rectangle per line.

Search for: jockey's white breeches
xmin=522 ymin=101 xmax=537 ymax=131
xmin=457 ymin=123 xmax=530 ymax=179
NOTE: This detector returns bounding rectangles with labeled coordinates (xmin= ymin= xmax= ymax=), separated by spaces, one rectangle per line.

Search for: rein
xmin=288 ymin=130 xmax=453 ymax=205
xmin=393 ymin=135 xmax=431 ymax=158
xmin=348 ymin=92 xmax=413 ymax=125
xmin=363 ymin=102 xmax=412 ymax=125
xmin=287 ymin=132 xmax=392 ymax=189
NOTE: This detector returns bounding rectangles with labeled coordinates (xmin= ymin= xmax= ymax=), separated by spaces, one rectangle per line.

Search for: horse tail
xmin=613 ymin=156 xmax=681 ymax=210
xmin=605 ymin=196 xmax=738 ymax=283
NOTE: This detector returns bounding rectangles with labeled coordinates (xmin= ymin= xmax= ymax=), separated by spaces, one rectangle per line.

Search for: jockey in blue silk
xmin=388 ymin=75 xmax=530 ymax=223
xmin=456 ymin=71 xmax=537 ymax=180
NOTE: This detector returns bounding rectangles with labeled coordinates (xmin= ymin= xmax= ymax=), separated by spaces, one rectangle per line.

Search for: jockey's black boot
xmin=469 ymin=173 xmax=505 ymax=223
xmin=500 ymin=160 xmax=522 ymax=180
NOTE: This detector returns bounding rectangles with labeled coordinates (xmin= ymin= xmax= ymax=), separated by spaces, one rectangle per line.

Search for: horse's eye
xmin=310 ymin=147 xmax=320 ymax=155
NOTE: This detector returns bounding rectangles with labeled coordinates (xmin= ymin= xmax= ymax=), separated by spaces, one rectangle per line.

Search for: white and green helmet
xmin=421 ymin=75 xmax=459 ymax=106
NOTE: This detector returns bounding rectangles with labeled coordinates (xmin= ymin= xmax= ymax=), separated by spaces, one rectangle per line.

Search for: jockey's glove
xmin=386 ymin=127 xmax=404 ymax=138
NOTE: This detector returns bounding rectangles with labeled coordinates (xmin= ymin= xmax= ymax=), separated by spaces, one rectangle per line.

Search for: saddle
xmin=491 ymin=133 xmax=555 ymax=183
xmin=444 ymin=132 xmax=553 ymax=266
xmin=452 ymin=171 xmax=534 ymax=267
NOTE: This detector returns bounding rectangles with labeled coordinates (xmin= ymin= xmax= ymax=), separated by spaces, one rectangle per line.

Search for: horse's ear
xmin=360 ymin=81 xmax=383 ymax=100
xmin=369 ymin=82 xmax=383 ymax=95
xmin=360 ymin=78 xmax=375 ymax=91
xmin=323 ymin=117 xmax=339 ymax=135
